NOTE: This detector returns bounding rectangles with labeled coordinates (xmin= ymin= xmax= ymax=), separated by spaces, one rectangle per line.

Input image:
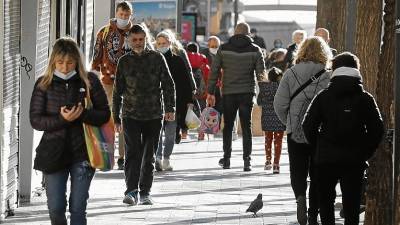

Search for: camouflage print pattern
xmin=113 ymin=49 xmax=176 ymax=123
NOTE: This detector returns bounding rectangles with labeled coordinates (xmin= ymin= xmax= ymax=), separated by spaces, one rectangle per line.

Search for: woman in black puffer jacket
xmin=29 ymin=37 xmax=110 ymax=225
xmin=302 ymin=52 xmax=384 ymax=225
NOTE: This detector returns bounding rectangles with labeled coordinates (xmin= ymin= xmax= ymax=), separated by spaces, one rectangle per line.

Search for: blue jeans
xmin=156 ymin=120 xmax=177 ymax=160
xmin=45 ymin=161 xmax=95 ymax=225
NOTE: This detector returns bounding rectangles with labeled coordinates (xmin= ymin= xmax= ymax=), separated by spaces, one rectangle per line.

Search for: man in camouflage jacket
xmin=113 ymin=24 xmax=176 ymax=205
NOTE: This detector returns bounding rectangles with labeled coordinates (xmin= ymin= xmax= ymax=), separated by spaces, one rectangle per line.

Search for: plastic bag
xmin=185 ymin=104 xmax=201 ymax=129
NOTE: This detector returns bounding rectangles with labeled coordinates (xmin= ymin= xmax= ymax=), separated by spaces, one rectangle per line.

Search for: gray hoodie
xmin=273 ymin=62 xmax=330 ymax=143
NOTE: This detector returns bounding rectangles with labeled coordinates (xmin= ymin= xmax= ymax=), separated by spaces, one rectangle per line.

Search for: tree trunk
xmin=394 ymin=0 xmax=400 ymax=221
xmin=364 ymin=0 xmax=395 ymax=224
xmin=353 ymin=0 xmax=383 ymax=96
xmin=316 ymin=0 xmax=346 ymax=52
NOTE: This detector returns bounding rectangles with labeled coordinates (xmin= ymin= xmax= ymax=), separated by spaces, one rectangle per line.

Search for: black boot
xmin=308 ymin=208 xmax=319 ymax=225
xmin=117 ymin=158 xmax=124 ymax=170
xmin=218 ymin=158 xmax=230 ymax=169
xmin=175 ymin=133 xmax=181 ymax=144
xmin=243 ymin=157 xmax=251 ymax=171
xmin=296 ymin=195 xmax=307 ymax=225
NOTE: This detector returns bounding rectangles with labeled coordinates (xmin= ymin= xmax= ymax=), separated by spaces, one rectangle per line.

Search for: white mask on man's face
xmin=209 ymin=48 xmax=218 ymax=55
xmin=116 ymin=18 xmax=130 ymax=28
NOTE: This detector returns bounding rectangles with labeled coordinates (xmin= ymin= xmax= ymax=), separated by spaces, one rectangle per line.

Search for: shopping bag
xmin=199 ymin=107 xmax=220 ymax=134
xmin=83 ymin=97 xmax=115 ymax=171
xmin=185 ymin=104 xmax=201 ymax=129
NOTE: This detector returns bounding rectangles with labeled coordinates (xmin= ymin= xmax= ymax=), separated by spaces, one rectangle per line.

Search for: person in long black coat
xmin=302 ymin=52 xmax=384 ymax=225
xmin=155 ymin=31 xmax=194 ymax=171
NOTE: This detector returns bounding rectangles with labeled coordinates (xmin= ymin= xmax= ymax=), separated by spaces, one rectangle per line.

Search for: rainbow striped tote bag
xmin=83 ymin=97 xmax=115 ymax=171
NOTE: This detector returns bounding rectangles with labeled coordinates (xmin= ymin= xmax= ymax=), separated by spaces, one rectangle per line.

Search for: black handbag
xmin=33 ymin=135 xmax=67 ymax=174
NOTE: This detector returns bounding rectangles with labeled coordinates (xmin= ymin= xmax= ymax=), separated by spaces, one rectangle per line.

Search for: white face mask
xmin=157 ymin=47 xmax=170 ymax=54
xmin=209 ymin=48 xmax=218 ymax=55
xmin=116 ymin=18 xmax=130 ymax=28
xmin=54 ymin=69 xmax=77 ymax=80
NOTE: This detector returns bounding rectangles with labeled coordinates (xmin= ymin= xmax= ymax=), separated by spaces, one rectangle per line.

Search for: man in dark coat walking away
xmin=302 ymin=52 xmax=384 ymax=225
xmin=207 ymin=22 xmax=266 ymax=172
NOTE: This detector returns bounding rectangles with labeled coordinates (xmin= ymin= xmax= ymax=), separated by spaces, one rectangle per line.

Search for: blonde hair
xmin=163 ymin=29 xmax=183 ymax=56
xmin=156 ymin=31 xmax=171 ymax=41
xmin=39 ymin=37 xmax=90 ymax=95
xmin=139 ymin=22 xmax=154 ymax=50
xmin=156 ymin=31 xmax=171 ymax=47
xmin=294 ymin=36 xmax=332 ymax=66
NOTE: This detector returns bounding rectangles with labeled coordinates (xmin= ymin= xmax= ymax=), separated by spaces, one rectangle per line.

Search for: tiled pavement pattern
xmin=4 ymin=135 xmax=363 ymax=225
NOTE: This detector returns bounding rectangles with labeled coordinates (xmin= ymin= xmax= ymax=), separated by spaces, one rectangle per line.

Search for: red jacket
xmin=187 ymin=52 xmax=210 ymax=81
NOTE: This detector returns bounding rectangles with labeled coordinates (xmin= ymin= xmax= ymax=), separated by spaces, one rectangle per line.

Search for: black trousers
xmin=123 ymin=118 xmax=162 ymax=195
xmin=222 ymin=93 xmax=253 ymax=160
xmin=315 ymin=163 xmax=365 ymax=225
xmin=214 ymin=88 xmax=223 ymax=128
xmin=287 ymin=135 xmax=319 ymax=216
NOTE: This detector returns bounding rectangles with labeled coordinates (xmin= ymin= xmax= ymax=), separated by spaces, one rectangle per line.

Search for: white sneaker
xmin=162 ymin=159 xmax=173 ymax=171
xmin=155 ymin=159 xmax=163 ymax=172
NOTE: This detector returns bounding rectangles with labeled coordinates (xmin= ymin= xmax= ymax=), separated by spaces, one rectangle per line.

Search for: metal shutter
xmin=84 ymin=0 xmax=94 ymax=66
xmin=36 ymin=0 xmax=51 ymax=79
xmin=2 ymin=0 xmax=21 ymax=217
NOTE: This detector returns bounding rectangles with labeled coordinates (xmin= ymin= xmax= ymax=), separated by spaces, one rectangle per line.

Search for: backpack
xmin=291 ymin=99 xmax=312 ymax=143
xmin=289 ymin=68 xmax=323 ymax=143
xmin=199 ymin=107 xmax=220 ymax=134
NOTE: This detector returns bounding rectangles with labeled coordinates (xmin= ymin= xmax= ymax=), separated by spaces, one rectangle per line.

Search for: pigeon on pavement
xmin=246 ymin=193 xmax=263 ymax=217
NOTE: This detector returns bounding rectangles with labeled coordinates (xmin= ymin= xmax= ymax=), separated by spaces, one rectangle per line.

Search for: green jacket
xmin=113 ymin=49 xmax=176 ymax=123
xmin=208 ymin=34 xmax=265 ymax=95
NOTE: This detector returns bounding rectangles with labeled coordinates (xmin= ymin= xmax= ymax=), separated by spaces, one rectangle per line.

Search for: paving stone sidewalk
xmin=3 ymin=135 xmax=363 ymax=225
